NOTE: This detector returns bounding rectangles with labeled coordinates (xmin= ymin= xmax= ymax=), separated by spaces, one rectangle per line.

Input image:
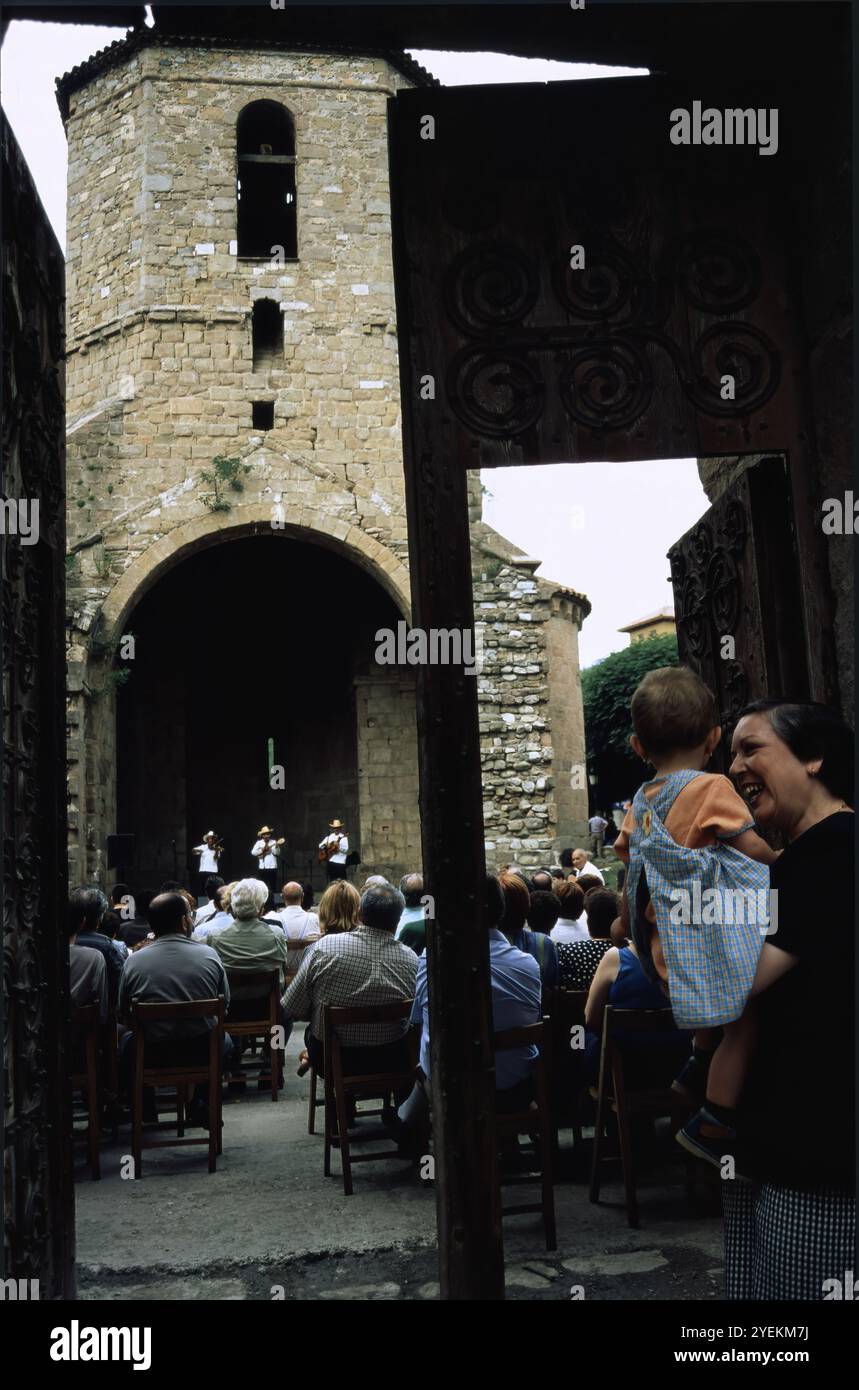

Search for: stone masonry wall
xmin=355 ymin=672 xmax=421 ymax=882
xmin=472 ymin=542 xmax=589 ymax=869
xmin=62 ymin=39 xmax=590 ymax=882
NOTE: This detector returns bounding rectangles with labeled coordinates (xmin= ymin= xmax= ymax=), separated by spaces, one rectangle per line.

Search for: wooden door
xmin=388 ymin=75 xmax=840 ymax=1299
xmin=1 ymin=115 xmax=73 ymax=1296
xmin=669 ymin=454 xmax=815 ymax=770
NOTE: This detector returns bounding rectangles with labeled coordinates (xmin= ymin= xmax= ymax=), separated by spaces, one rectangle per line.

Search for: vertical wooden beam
xmin=388 ymin=97 xmax=504 ymax=1301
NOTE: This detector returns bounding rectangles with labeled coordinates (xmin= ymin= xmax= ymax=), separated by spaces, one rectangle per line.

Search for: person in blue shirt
xmin=498 ymin=869 xmax=559 ymax=988
xmin=392 ymin=874 xmax=541 ymax=1152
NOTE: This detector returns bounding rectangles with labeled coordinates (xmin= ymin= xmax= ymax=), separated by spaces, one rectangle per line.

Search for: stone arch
xmin=97 ymin=503 xmax=412 ymax=647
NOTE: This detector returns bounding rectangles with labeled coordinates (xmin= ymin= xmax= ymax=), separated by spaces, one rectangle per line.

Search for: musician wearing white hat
xmin=192 ymin=831 xmax=223 ymax=899
xmin=251 ymin=826 xmax=283 ymax=898
xmin=319 ymin=819 xmax=349 ymax=882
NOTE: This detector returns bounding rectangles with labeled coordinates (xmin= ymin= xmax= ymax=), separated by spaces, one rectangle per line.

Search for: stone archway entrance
xmin=72 ymin=521 xmax=420 ymax=891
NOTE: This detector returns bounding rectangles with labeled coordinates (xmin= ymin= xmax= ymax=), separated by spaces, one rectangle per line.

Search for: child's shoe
xmin=671 ymin=1054 xmax=710 ymax=1106
xmin=675 ymin=1106 xmax=736 ymax=1169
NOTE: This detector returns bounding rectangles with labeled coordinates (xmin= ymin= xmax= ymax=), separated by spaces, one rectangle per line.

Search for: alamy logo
xmin=0 ymin=1277 xmax=39 ymax=1300
xmin=669 ymin=102 xmax=778 ymax=156
xmin=50 ymin=1321 xmax=151 ymax=1371
xmin=0 ymin=498 xmax=39 ymax=545
xmin=375 ymin=621 xmax=480 ymax=674
xmin=822 ymin=1269 xmax=858 ymax=1300
xmin=669 ymin=884 xmax=777 ymax=935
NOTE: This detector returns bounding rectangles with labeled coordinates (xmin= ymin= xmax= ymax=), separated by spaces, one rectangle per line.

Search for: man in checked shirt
xmin=281 ymin=880 xmax=418 ymax=1086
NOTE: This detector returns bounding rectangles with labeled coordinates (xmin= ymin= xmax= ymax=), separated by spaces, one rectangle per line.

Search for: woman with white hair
xmin=210 ymin=878 xmax=288 ymax=987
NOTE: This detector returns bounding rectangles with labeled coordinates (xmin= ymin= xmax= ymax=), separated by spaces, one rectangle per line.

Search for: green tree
xmin=582 ymin=633 xmax=679 ymax=807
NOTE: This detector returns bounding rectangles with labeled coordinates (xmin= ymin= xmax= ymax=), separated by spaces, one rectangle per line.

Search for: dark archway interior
xmin=116 ymin=534 xmax=402 ymax=896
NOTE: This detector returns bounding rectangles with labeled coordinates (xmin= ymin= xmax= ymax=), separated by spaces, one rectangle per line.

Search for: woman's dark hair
xmin=585 ymin=888 xmax=620 ymax=940
xmin=555 ymin=877 xmax=585 ymax=920
xmin=528 ymin=890 xmax=561 ymax=935
xmin=736 ymin=700 xmax=854 ymax=805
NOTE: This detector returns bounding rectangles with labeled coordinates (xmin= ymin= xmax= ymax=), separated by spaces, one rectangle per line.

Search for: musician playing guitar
xmin=251 ymin=825 xmax=283 ymax=900
xmin=318 ymin=819 xmax=348 ymax=882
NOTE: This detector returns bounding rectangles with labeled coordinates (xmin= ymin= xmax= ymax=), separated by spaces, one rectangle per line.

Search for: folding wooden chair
xmin=130 ymin=997 xmax=225 ymax=1177
xmin=225 ymin=967 xmax=281 ymax=1101
xmin=589 ymin=1005 xmax=693 ymax=1227
xmin=495 ymin=1018 xmax=556 ymax=1250
xmin=322 ymin=1001 xmax=416 ymax=1195
xmin=70 ymin=1003 xmax=102 ymax=1180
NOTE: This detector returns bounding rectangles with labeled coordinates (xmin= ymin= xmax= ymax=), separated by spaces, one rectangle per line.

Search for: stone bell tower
xmin=59 ymin=28 xmax=590 ymax=887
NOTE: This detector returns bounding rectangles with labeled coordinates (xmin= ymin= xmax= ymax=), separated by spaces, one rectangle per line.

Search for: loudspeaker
xmin=107 ymin=834 xmax=135 ymax=869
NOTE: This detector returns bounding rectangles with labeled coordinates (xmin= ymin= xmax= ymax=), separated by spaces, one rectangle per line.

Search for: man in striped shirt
xmin=282 ymin=880 xmax=417 ymax=1078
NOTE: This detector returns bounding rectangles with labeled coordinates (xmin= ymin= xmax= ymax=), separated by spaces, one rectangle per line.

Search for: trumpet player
xmin=251 ymin=825 xmax=283 ymax=900
xmin=192 ymin=830 xmax=223 ymax=901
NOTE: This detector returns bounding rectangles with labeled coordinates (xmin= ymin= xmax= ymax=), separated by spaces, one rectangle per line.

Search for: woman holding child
xmin=722 ymin=698 xmax=854 ymax=1300
xmin=615 ymin=667 xmax=854 ymax=1301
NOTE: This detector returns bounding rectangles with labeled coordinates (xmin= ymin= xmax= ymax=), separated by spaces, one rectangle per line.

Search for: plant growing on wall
xmin=200 ymin=455 xmax=252 ymax=513
xmin=88 ymin=618 xmax=136 ymax=697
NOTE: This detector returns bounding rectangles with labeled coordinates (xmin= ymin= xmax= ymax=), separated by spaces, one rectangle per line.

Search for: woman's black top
xmin=737 ymin=811 xmax=854 ymax=1190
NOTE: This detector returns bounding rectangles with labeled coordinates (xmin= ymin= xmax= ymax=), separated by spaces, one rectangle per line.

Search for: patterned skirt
xmin=722 ymin=1179 xmax=856 ymax=1300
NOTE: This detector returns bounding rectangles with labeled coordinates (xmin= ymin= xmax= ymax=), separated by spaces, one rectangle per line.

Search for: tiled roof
xmin=55 ymin=25 xmax=439 ymax=119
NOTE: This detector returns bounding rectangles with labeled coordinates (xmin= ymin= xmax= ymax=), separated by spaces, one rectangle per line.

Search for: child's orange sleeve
xmin=688 ymin=774 xmax=755 ymax=842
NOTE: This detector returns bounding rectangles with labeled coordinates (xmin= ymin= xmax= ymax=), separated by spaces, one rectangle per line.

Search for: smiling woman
xmin=722 ymin=699 xmax=855 ymax=1301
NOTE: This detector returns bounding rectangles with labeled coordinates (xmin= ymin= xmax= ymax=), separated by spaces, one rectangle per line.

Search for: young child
xmin=613 ymin=666 xmax=780 ymax=1166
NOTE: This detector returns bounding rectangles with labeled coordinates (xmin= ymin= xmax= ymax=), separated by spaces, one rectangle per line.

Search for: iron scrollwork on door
xmin=669 ymin=496 xmax=753 ymax=769
xmin=443 ymin=230 xmax=781 ymax=440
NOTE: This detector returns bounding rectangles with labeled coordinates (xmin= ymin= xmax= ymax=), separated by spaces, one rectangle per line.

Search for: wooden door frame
xmin=389 ymin=73 xmax=843 ymax=1299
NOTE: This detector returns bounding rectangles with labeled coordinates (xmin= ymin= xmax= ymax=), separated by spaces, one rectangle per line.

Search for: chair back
xmin=130 ymin=996 xmax=225 ymax=1050
xmin=493 ymin=1018 xmax=547 ymax=1052
xmin=226 ymin=967 xmax=280 ymax=1005
xmin=493 ymin=1018 xmax=551 ymax=1111
xmin=131 ymin=996 xmax=225 ymax=1023
xmin=323 ymin=1000 xmax=415 ymax=1080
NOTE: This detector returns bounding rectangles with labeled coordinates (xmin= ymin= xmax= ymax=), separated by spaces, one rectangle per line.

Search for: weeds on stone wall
xmin=88 ymin=622 xmax=136 ymax=696
xmin=200 ymin=455 xmax=252 ymax=512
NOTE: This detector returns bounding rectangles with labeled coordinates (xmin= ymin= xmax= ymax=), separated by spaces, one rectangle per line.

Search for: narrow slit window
xmin=252 ymin=401 xmax=275 ymax=431
xmin=252 ymin=298 xmax=283 ymax=371
xmin=237 ymin=100 xmax=297 ymax=259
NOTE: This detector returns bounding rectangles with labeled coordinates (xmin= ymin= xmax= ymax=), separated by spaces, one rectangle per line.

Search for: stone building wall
xmin=472 ymin=528 xmax=589 ymax=868
xmin=355 ymin=672 xmax=422 ymax=881
xmin=60 ymin=36 xmax=591 ymax=883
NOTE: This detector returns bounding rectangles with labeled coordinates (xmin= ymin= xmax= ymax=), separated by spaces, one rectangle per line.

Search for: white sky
xmin=2 ymin=26 xmax=707 ymax=663
xmin=481 ymin=461 xmax=707 ymax=668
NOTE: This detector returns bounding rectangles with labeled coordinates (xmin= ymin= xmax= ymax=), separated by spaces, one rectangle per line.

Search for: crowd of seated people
xmin=66 ymin=832 xmax=681 ymax=1161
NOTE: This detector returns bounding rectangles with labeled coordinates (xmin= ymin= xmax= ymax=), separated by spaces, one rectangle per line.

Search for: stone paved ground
xmin=75 ymin=1032 xmax=724 ymax=1301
